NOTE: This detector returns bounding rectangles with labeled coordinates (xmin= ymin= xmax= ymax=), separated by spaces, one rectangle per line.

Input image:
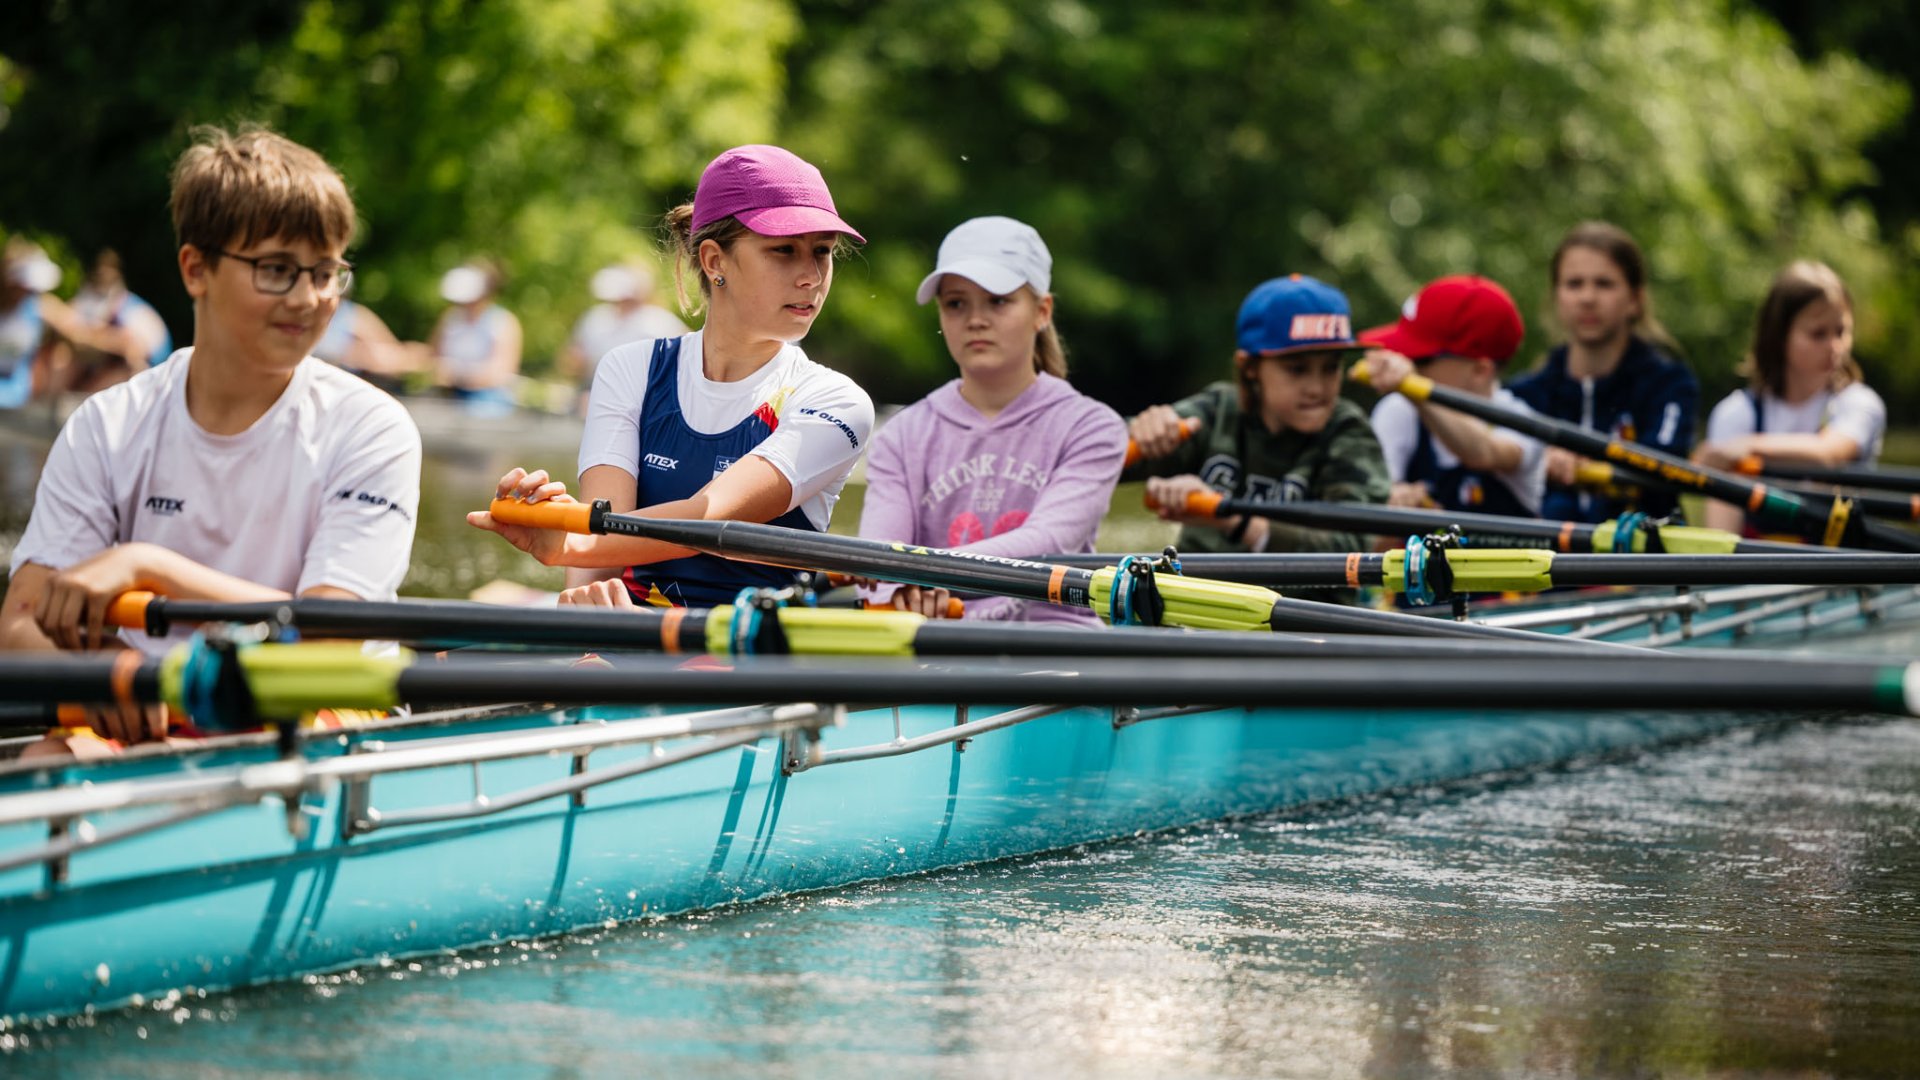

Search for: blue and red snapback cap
xmin=1235 ymin=274 xmax=1360 ymax=355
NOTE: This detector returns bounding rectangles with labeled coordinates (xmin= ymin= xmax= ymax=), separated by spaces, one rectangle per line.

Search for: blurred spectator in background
xmin=427 ymin=259 xmax=520 ymax=415
xmin=38 ymin=249 xmax=173 ymax=394
xmin=0 ymin=240 xmax=63 ymax=408
xmin=312 ymin=288 xmax=422 ymax=392
xmin=559 ymin=262 xmax=687 ymax=407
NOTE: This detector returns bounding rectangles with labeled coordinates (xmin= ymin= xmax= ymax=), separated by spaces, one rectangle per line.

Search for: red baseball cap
xmin=1359 ymin=275 xmax=1524 ymax=363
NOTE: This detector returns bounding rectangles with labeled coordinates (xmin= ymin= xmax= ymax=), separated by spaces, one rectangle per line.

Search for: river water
xmin=1 ymin=420 xmax=1917 ymax=1077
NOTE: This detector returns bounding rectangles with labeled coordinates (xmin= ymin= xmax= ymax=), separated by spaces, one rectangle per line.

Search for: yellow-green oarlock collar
xmin=160 ymin=642 xmax=412 ymax=718
xmin=704 ymin=605 xmax=925 ymax=656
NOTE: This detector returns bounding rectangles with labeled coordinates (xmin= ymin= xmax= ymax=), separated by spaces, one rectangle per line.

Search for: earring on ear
xmin=712 ymin=275 xmax=726 ymax=288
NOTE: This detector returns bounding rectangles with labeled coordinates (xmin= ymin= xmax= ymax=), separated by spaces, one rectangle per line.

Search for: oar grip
xmin=863 ymin=597 xmax=966 ymax=619
xmin=1142 ymin=488 xmax=1225 ymax=517
xmin=1348 ymin=360 xmax=1434 ymax=402
xmin=1123 ymin=417 xmax=1201 ymax=467
xmin=1573 ymin=461 xmax=1616 ymax=487
xmin=108 ymin=591 xmax=157 ymax=631
xmin=1735 ymin=454 xmax=1765 ymax=476
xmin=487 ymin=497 xmax=595 ymax=534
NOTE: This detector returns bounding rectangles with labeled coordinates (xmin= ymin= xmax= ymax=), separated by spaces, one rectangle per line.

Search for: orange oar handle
xmin=863 ymin=596 xmax=966 ymax=619
xmin=1143 ymin=487 xmax=1225 ymax=517
xmin=1734 ymin=454 xmax=1766 ymax=476
xmin=1124 ymin=417 xmax=1201 ymax=467
xmin=107 ymin=590 xmax=157 ymax=630
xmin=486 ymin=497 xmax=595 ymax=534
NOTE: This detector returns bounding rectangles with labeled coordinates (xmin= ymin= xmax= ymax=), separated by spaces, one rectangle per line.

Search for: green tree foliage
xmin=0 ymin=0 xmax=1910 ymax=407
xmin=0 ymin=0 xmax=796 ymax=364
xmin=786 ymin=0 xmax=1908 ymax=409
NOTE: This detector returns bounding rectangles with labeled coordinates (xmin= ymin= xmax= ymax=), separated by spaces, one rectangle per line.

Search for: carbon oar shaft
xmin=1040 ymin=551 xmax=1920 ymax=591
xmin=1592 ymin=459 xmax=1920 ymax=524
xmin=108 ymin=592 xmax=1614 ymax=660
xmin=1737 ymin=456 xmax=1920 ymax=497
xmin=1178 ymin=497 xmax=1807 ymax=555
xmin=486 ymin=499 xmax=1628 ymax=646
xmin=5 ymin=650 xmax=1913 ymax=716
xmin=1353 ymin=362 xmax=1920 ymax=552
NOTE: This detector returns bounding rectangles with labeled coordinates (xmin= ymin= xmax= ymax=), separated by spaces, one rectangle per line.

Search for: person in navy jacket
xmin=1508 ymin=222 xmax=1698 ymax=523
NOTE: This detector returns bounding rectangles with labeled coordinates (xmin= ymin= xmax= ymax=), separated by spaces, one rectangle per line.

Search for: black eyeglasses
xmin=211 ymin=248 xmax=353 ymax=298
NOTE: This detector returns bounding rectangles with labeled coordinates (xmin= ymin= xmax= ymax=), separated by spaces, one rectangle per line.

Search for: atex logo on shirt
xmin=143 ymin=495 xmax=186 ymax=516
xmin=643 ymin=453 xmax=679 ymax=471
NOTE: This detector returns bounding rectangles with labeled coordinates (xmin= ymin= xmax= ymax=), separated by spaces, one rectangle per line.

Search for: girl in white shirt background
xmin=1694 ymin=261 xmax=1886 ymax=533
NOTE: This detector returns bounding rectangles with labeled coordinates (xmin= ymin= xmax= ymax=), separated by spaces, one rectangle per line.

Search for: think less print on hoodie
xmin=858 ymin=372 xmax=1128 ymax=623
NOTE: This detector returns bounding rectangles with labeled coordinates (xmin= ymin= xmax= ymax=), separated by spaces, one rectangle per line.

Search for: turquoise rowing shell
xmin=2 ymin=581 xmax=1912 ymax=1022
xmin=0 ymin=700 xmax=1738 ymax=1021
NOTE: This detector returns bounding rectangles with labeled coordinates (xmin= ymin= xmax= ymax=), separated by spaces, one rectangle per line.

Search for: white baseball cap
xmin=440 ymin=265 xmax=489 ymax=304
xmin=914 ymin=216 xmax=1051 ymax=305
xmin=7 ymin=253 xmax=61 ymax=294
xmin=590 ymin=265 xmax=652 ymax=303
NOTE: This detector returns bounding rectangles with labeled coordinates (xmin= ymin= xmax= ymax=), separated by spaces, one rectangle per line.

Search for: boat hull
xmin=0 ymin=702 xmax=1736 ymax=1020
xmin=2 ymin=582 xmax=1913 ymax=1021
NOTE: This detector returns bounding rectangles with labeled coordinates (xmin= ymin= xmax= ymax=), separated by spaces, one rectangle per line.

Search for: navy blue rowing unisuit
xmin=1508 ymin=337 xmax=1698 ymax=522
xmin=1405 ymin=424 xmax=1536 ymax=519
xmin=623 ymin=337 xmax=815 ymax=607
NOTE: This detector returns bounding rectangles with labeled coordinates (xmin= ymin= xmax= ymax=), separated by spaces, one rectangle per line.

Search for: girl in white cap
xmin=428 ymin=258 xmax=522 ymax=416
xmin=471 ymin=145 xmax=875 ymax=610
xmin=857 ymin=216 xmax=1127 ymax=622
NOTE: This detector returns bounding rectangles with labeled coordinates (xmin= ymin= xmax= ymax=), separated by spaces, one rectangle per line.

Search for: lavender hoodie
xmin=858 ymin=372 xmax=1128 ymax=624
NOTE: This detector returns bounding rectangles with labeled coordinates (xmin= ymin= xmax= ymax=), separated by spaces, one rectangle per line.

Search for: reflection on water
xmin=7 ymin=716 xmax=1918 ymax=1077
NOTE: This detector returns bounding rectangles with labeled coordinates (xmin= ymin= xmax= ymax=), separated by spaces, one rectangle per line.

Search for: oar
xmin=7 ymin=646 xmax=1919 ymax=725
xmin=1037 ymin=548 xmax=1920 ymax=592
xmin=1581 ymin=459 xmax=1920 ymax=524
xmin=482 ymin=498 xmax=1630 ymax=647
xmin=1123 ymin=417 xmax=1201 ymax=467
xmin=1153 ymin=491 xmax=1807 ymax=555
xmin=1735 ymin=456 xmax=1920 ymax=496
xmin=104 ymin=591 xmax=1616 ymax=661
xmin=1351 ymin=360 xmax=1920 ymax=552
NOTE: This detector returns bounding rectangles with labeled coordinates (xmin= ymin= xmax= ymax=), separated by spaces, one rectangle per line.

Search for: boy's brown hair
xmin=169 ymin=125 xmax=355 ymax=261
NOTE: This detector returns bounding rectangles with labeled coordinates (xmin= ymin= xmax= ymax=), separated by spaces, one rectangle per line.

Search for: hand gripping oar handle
xmin=485 ymin=497 xmax=599 ymax=534
xmin=1142 ymin=488 xmax=1226 ymax=517
xmin=487 ymin=500 xmax=969 ymax=617
xmin=1349 ymin=361 xmax=1920 ymax=552
xmin=1124 ymin=417 xmax=1202 ymax=467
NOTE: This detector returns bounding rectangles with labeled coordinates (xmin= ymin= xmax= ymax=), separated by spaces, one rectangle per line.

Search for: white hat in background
xmin=7 ymin=253 xmax=62 ymax=294
xmin=914 ymin=216 xmax=1051 ymax=305
xmin=591 ymin=265 xmax=652 ymax=303
xmin=440 ymin=265 xmax=489 ymax=304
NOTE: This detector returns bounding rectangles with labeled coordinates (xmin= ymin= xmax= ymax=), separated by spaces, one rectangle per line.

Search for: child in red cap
xmin=471 ymin=145 xmax=874 ymax=609
xmin=1360 ymin=275 xmax=1545 ymax=517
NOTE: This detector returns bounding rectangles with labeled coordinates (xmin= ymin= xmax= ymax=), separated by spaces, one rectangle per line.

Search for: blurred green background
xmin=3 ymin=0 xmax=1917 ymax=413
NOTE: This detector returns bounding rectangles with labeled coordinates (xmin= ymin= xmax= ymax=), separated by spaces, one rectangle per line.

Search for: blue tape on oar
xmin=1404 ymin=535 xmax=1435 ymax=607
xmin=1614 ymin=511 xmax=1647 ymax=554
xmin=1110 ymin=555 xmax=1141 ymax=625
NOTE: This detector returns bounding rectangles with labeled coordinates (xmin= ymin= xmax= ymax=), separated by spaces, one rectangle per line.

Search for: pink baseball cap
xmin=690 ymin=145 xmax=865 ymax=242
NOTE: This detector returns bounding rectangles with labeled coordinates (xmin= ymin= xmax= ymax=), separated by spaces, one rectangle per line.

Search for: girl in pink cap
xmin=470 ymin=145 xmax=875 ymax=609
xmin=856 ymin=216 xmax=1128 ymax=623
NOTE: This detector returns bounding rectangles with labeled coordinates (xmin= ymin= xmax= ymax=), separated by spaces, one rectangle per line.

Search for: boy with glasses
xmin=1 ymin=126 xmax=421 ymax=747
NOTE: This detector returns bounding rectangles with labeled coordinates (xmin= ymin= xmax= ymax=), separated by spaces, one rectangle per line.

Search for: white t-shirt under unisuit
xmin=1704 ymin=383 xmax=1886 ymax=463
xmin=577 ymin=331 xmax=874 ymax=531
xmin=1371 ymin=386 xmax=1548 ymax=514
xmin=12 ymin=349 xmax=423 ymax=653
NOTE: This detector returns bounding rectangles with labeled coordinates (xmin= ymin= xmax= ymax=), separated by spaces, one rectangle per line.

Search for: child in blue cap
xmin=1127 ymin=274 xmax=1389 ymax=554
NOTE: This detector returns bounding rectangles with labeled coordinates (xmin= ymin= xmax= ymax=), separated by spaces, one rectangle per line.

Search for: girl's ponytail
xmin=662 ymin=203 xmax=750 ymax=318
